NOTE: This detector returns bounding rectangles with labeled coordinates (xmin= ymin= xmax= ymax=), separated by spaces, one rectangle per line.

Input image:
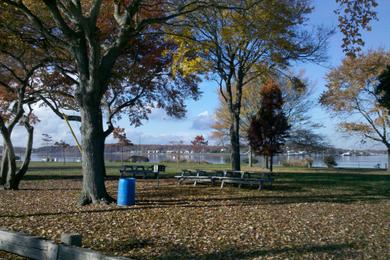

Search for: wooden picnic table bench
xmin=175 ymin=169 xmax=273 ymax=190
xmin=175 ymin=169 xmax=224 ymax=186
xmin=119 ymin=164 xmax=165 ymax=187
xmin=219 ymin=171 xmax=273 ymax=190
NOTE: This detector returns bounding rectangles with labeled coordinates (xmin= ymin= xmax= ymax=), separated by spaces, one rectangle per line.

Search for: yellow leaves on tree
xmin=211 ymin=73 xmax=311 ymax=144
xmin=320 ymin=49 xmax=390 ymax=146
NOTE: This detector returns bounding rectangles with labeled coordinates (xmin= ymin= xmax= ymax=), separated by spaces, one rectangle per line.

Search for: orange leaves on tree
xmin=191 ymin=135 xmax=208 ymax=153
xmin=247 ymin=79 xmax=290 ymax=161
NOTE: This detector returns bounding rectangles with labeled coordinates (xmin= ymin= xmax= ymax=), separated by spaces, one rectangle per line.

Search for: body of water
xmin=26 ymin=152 xmax=388 ymax=169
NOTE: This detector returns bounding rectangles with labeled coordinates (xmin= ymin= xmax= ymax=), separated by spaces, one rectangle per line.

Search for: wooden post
xmin=0 ymin=228 xmax=58 ymax=259
xmin=0 ymin=229 xmax=129 ymax=259
xmin=60 ymin=233 xmax=82 ymax=247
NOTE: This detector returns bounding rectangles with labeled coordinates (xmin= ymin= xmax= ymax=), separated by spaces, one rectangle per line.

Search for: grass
xmin=1 ymin=162 xmax=390 ymax=259
xmin=23 ymin=160 xmax=390 ymax=176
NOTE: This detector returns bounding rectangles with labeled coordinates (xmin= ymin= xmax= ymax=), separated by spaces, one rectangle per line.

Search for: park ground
xmin=1 ymin=162 xmax=390 ymax=259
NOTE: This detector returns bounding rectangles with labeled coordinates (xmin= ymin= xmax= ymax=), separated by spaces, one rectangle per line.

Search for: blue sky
xmin=119 ymin=0 xmax=390 ymax=149
xmin=6 ymin=0 xmax=390 ymax=149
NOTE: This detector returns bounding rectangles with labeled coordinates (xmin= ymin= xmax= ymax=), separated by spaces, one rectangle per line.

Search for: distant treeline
xmin=0 ymin=145 xmax=387 ymax=156
xmin=25 ymin=144 xmax=226 ymax=155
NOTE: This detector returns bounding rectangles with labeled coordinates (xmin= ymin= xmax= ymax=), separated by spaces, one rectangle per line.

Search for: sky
xmin=5 ymin=0 xmax=390 ymax=149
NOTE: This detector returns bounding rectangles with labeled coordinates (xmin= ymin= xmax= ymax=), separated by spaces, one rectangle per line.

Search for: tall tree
xmin=191 ymin=135 xmax=208 ymax=153
xmin=0 ymin=7 xmax=43 ymax=190
xmin=170 ymin=0 xmax=329 ymax=170
xmin=191 ymin=135 xmax=208 ymax=163
xmin=3 ymin=0 xmax=208 ymax=204
xmin=320 ymin=50 xmax=390 ymax=170
xmin=211 ymin=73 xmax=316 ymax=145
xmin=247 ymin=80 xmax=290 ymax=172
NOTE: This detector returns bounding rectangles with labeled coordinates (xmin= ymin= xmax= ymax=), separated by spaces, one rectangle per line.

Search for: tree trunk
xmin=0 ymin=121 xmax=17 ymax=190
xmin=265 ymin=156 xmax=269 ymax=169
xmin=63 ymin=147 xmax=66 ymax=165
xmin=230 ymin=113 xmax=241 ymax=171
xmin=270 ymin=154 xmax=273 ymax=172
xmin=13 ymin=124 xmax=34 ymax=189
xmin=248 ymin=147 xmax=252 ymax=167
xmin=387 ymin=149 xmax=390 ymax=172
xmin=0 ymin=146 xmax=8 ymax=186
xmin=79 ymin=100 xmax=113 ymax=205
xmin=3 ymin=137 xmax=17 ymax=190
xmin=121 ymin=145 xmax=124 ymax=166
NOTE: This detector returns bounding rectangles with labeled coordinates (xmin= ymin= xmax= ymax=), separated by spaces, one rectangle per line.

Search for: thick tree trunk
xmin=230 ymin=113 xmax=241 ymax=171
xmin=0 ymin=120 xmax=17 ymax=190
xmin=79 ymin=100 xmax=113 ymax=205
xmin=3 ymin=138 xmax=17 ymax=190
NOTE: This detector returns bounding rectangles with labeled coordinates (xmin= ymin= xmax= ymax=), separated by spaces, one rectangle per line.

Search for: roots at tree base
xmin=79 ymin=192 xmax=116 ymax=206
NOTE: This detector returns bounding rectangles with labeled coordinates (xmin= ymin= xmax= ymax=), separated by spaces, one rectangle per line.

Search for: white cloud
xmin=147 ymin=107 xmax=170 ymax=121
xmin=191 ymin=110 xmax=215 ymax=130
xmin=124 ymin=131 xmax=195 ymax=145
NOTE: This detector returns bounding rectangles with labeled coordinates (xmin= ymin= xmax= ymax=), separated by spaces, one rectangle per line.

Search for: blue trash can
xmin=117 ymin=178 xmax=136 ymax=206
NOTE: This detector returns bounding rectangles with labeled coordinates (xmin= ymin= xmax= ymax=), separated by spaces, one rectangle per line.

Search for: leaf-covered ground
xmin=1 ymin=170 xmax=390 ymax=259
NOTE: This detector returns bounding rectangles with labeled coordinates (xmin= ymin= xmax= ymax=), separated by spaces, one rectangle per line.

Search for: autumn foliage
xmin=191 ymin=135 xmax=208 ymax=153
xmin=247 ymin=80 xmax=290 ymax=172
xmin=336 ymin=0 xmax=378 ymax=56
xmin=320 ymin=50 xmax=390 ymax=171
xmin=1 ymin=0 xmax=205 ymax=204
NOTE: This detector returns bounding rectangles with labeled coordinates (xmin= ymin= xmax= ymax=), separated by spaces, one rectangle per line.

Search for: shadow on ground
xmin=154 ymin=243 xmax=357 ymax=260
xmin=2 ymin=171 xmax=389 ymax=219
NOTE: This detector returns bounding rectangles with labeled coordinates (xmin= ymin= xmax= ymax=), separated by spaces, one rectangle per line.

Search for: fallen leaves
xmin=0 ymin=178 xmax=389 ymax=259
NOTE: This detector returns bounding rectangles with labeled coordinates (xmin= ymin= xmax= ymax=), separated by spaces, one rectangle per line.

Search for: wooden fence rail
xmin=0 ymin=228 xmax=130 ymax=260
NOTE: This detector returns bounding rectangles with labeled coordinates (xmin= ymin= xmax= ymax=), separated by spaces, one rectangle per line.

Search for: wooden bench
xmin=175 ymin=170 xmax=273 ymax=190
xmin=175 ymin=169 xmax=224 ymax=186
xmin=120 ymin=165 xmax=165 ymax=187
xmin=220 ymin=171 xmax=273 ymax=190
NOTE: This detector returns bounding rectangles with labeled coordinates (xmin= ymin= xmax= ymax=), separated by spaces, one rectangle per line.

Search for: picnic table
xmin=119 ymin=164 xmax=165 ymax=187
xmin=175 ymin=169 xmax=224 ymax=186
xmin=219 ymin=171 xmax=273 ymax=189
xmin=175 ymin=169 xmax=273 ymax=190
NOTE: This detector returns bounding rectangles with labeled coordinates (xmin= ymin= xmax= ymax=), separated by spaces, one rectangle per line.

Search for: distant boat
xmin=341 ymin=152 xmax=352 ymax=156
